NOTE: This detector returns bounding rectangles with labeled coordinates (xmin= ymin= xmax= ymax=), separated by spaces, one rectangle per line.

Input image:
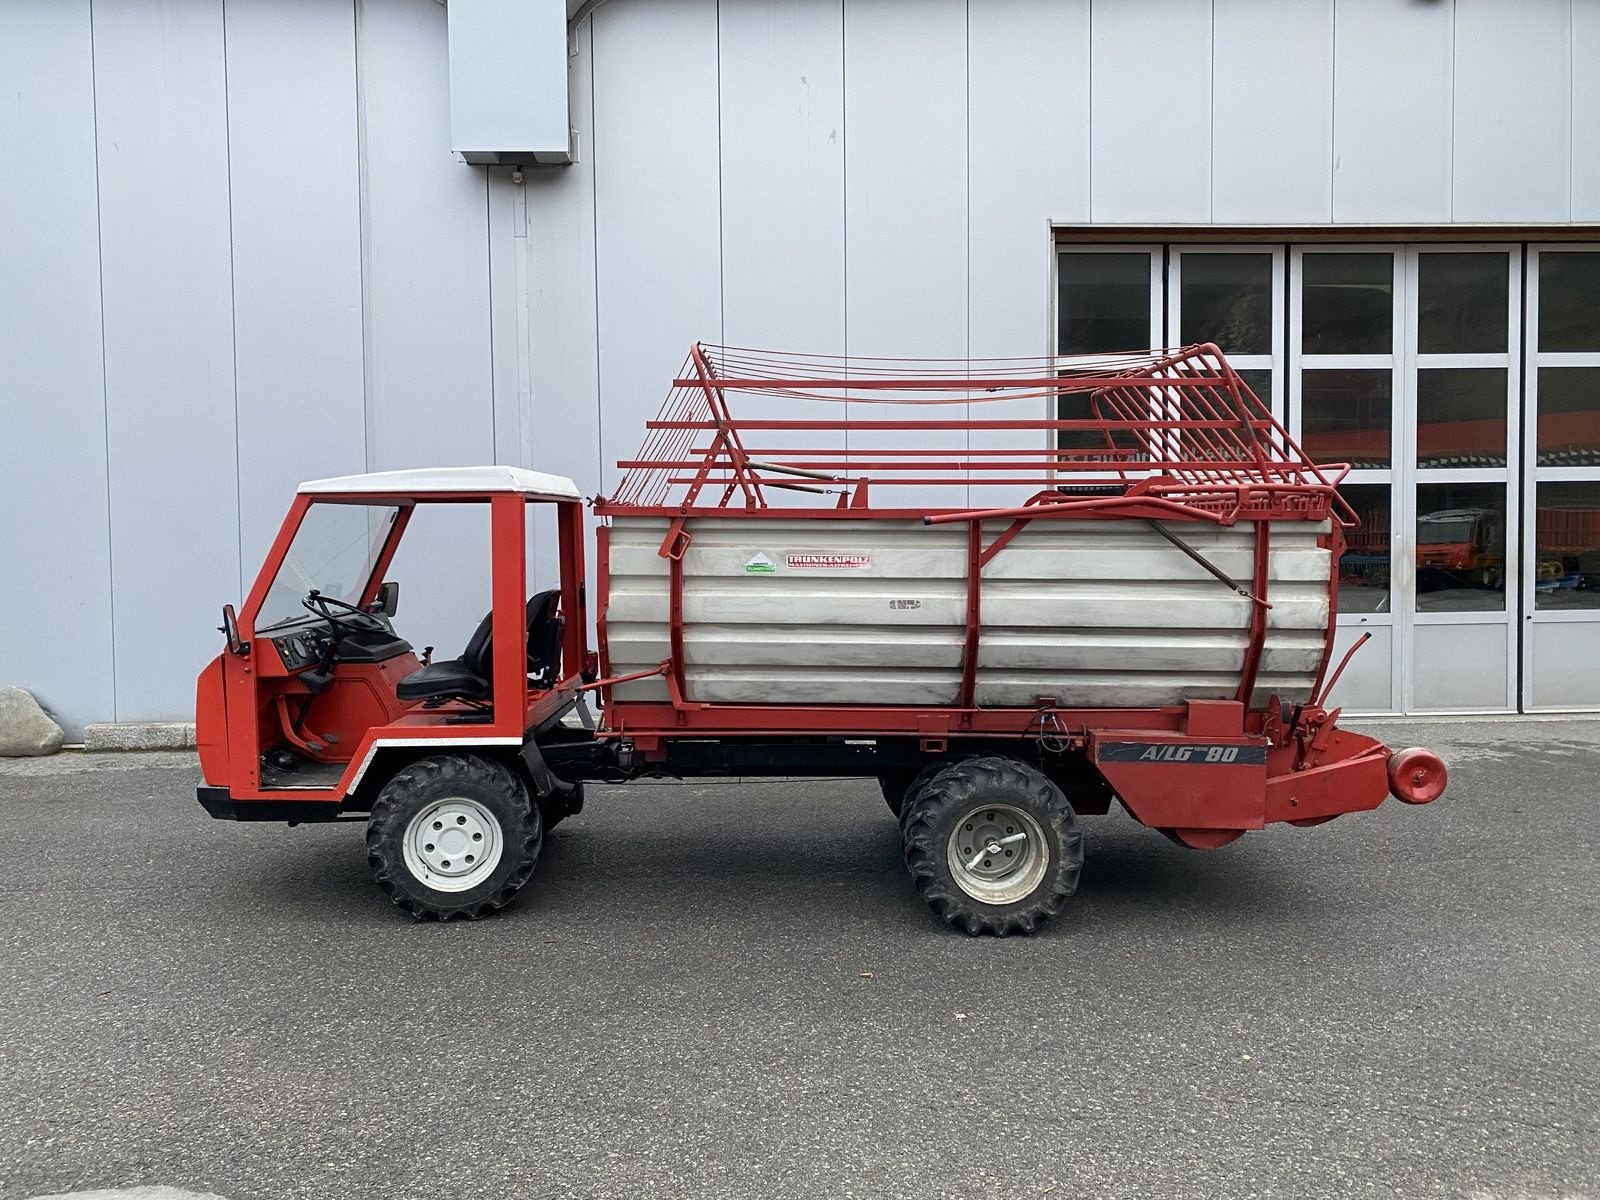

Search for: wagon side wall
xmin=603 ymin=516 xmax=1331 ymax=711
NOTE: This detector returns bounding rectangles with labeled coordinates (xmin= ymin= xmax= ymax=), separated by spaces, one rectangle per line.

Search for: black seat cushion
xmin=394 ymin=658 xmax=490 ymax=702
xmin=395 ymin=593 xmax=563 ymax=705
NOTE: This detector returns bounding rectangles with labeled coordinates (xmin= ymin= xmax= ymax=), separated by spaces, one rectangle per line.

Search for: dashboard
xmin=273 ymin=625 xmax=338 ymax=671
xmin=270 ymin=618 xmax=414 ymax=673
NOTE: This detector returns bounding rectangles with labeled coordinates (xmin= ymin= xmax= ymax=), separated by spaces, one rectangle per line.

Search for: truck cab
xmin=195 ymin=466 xmax=591 ymax=831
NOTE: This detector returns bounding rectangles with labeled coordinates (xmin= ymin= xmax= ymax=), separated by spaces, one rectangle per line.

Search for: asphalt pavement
xmin=1 ymin=719 xmax=1596 ymax=1200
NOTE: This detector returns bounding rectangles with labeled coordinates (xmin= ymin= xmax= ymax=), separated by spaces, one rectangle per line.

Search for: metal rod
xmin=1143 ymin=520 xmax=1269 ymax=607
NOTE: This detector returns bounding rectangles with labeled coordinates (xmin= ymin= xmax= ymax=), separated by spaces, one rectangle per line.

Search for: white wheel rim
xmin=402 ymin=798 xmax=504 ymax=893
xmin=946 ymin=803 xmax=1050 ymax=906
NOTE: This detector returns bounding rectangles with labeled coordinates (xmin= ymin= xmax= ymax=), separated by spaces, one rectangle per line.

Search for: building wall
xmin=2 ymin=0 xmax=1596 ymax=733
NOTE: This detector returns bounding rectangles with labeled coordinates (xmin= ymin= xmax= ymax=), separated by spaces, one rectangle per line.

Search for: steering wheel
xmin=301 ymin=590 xmax=391 ymax=639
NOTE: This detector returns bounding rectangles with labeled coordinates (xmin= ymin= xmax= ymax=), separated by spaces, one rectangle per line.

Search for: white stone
xmin=0 ymin=686 xmax=65 ymax=756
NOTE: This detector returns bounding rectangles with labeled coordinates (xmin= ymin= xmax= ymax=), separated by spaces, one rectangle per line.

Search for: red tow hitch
xmin=1388 ymin=747 xmax=1448 ymax=805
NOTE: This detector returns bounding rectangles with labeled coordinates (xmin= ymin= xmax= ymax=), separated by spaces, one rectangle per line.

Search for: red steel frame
xmin=592 ymin=342 xmax=1355 ymax=750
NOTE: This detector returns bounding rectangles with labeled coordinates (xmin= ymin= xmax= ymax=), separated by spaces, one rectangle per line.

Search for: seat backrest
xmin=525 ymin=589 xmax=563 ymax=682
xmin=460 ymin=609 xmax=497 ymax=679
xmin=461 ymin=591 xmax=562 ymax=685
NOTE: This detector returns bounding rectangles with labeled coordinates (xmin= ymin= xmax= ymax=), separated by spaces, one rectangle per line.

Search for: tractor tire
xmin=901 ymin=757 xmax=1083 ymax=937
xmin=880 ymin=757 xmax=974 ymax=821
xmin=365 ymin=753 xmax=542 ymax=921
xmin=878 ymin=771 xmax=915 ymax=816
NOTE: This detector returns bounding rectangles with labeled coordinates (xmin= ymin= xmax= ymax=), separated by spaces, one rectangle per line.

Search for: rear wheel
xmin=365 ymin=754 xmax=542 ymax=920
xmin=901 ymin=757 xmax=1083 ymax=936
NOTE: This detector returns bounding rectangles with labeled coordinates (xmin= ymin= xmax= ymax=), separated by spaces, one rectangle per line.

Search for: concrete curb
xmin=82 ymin=722 xmax=196 ymax=751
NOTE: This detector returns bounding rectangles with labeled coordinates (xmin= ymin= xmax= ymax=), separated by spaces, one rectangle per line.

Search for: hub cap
xmin=402 ymin=798 xmax=504 ymax=893
xmin=946 ymin=803 xmax=1049 ymax=905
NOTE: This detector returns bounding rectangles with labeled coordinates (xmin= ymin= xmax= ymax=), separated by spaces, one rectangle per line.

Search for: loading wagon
xmin=193 ymin=343 xmax=1446 ymax=935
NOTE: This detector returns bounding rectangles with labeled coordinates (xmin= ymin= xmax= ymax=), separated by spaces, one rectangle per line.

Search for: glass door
xmin=1404 ymin=246 xmax=1520 ymax=712
xmin=1291 ymin=244 xmax=1521 ymax=715
xmin=1290 ymin=247 xmax=1403 ymax=712
xmin=1522 ymin=246 xmax=1600 ymax=711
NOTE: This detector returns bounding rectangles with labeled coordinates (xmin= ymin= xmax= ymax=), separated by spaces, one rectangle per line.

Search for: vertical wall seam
xmin=840 ymin=0 xmax=848 ymax=453
xmin=485 ymin=174 xmax=497 ymax=463
xmin=1208 ymin=0 xmax=1215 ymax=223
xmin=1086 ymin=0 xmax=1093 ymax=222
xmin=354 ymin=0 xmax=374 ymax=472
xmin=87 ymin=0 xmax=118 ymax=721
xmin=221 ymin=0 xmax=245 ymax=600
xmin=716 ymin=0 xmax=729 ymax=347
xmin=1448 ymin=0 xmax=1456 ymax=221
xmin=1329 ymin=0 xmax=1337 ymax=220
xmin=1569 ymin=0 xmax=1575 ymax=220
xmin=963 ymin=0 xmax=971 ymax=505
xmin=589 ymin=13 xmax=603 ymax=488
xmin=715 ymin=0 xmax=725 ymax=347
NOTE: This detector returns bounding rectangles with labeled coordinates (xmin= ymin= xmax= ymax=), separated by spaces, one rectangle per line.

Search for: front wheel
xmin=901 ymin=757 xmax=1083 ymax=936
xmin=365 ymin=754 xmax=542 ymax=920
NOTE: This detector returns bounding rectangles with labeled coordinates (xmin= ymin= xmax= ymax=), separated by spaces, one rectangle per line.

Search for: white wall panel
xmin=526 ymin=16 xmax=600 ymax=596
xmin=1325 ymin=625 xmax=1394 ymax=715
xmin=93 ymin=0 xmax=239 ymax=722
xmin=1332 ymin=0 xmax=1453 ymax=223
xmin=357 ymin=0 xmax=495 ymax=654
xmin=1453 ymin=0 xmax=1570 ymax=223
xmin=1213 ymin=0 xmax=1333 ymax=223
xmin=968 ymin=0 xmax=1090 ymax=508
xmin=1091 ymin=0 xmax=1212 ymax=223
xmin=1573 ymin=0 xmax=1600 ymax=222
xmin=718 ymin=0 xmax=847 ymax=462
xmin=843 ymin=0 xmax=967 ymax=506
xmin=591 ymin=0 xmax=722 ymax=496
xmin=226 ymin=0 xmax=366 ymax=577
xmin=0 ymin=2 xmax=114 ymax=736
xmin=1413 ymin=623 xmax=1511 ymax=712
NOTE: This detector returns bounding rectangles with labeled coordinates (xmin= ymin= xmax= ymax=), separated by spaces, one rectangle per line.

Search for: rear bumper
xmin=196 ymin=785 xmax=344 ymax=823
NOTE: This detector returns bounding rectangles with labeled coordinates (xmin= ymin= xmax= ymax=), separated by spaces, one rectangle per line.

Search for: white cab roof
xmin=298 ymin=466 xmax=582 ymax=499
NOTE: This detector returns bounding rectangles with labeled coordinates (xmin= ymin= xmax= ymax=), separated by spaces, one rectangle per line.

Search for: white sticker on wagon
xmin=786 ymin=553 xmax=873 ymax=570
xmin=744 ymin=552 xmax=778 ymax=574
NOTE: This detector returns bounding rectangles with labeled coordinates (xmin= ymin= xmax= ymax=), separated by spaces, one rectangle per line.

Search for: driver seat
xmin=396 ymin=590 xmax=562 ymax=706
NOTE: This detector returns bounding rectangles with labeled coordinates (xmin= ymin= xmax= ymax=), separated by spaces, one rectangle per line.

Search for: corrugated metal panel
xmin=606 ymin=516 xmax=1330 ymax=709
xmin=1091 ymin=0 xmax=1212 ymax=223
xmin=1332 ymin=0 xmax=1453 ymax=223
xmin=226 ymin=0 xmax=366 ymax=568
xmin=0 ymin=0 xmax=115 ymax=736
xmin=93 ymin=0 xmax=240 ymax=723
xmin=1212 ymin=0 xmax=1334 ymax=224
xmin=1452 ymin=0 xmax=1571 ymax=223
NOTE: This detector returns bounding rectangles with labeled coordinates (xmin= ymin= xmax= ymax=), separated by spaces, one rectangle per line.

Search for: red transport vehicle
xmin=194 ymin=343 xmax=1447 ymax=935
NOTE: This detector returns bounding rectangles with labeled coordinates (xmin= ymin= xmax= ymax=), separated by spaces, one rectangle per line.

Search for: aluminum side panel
xmin=606 ymin=517 xmax=1331 ymax=707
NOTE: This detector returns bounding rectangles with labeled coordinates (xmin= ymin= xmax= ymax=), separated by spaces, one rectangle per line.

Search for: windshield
xmin=256 ymin=503 xmax=400 ymax=632
xmin=1418 ymin=515 xmax=1477 ymax=545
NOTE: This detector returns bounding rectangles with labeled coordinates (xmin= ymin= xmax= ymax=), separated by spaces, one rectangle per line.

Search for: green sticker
xmin=744 ymin=552 xmax=777 ymax=574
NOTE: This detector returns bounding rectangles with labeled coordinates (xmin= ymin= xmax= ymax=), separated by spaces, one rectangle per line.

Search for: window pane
xmin=1536 ymin=367 xmax=1600 ymax=467
xmin=1416 ymin=368 xmax=1507 ymax=468
xmin=1058 ymin=252 xmax=1151 ymax=354
xmin=1417 ymin=252 xmax=1509 ymax=354
xmin=1180 ymin=253 xmax=1272 ymax=355
xmin=1534 ymin=482 xmax=1600 ymax=610
xmin=1337 ymin=484 xmax=1390 ymax=614
xmin=1416 ymin=483 xmax=1505 ymax=612
xmin=1237 ymin=368 xmax=1272 ymax=410
xmin=1301 ymin=253 xmax=1393 ymax=354
xmin=1301 ymin=369 xmax=1391 ymax=468
xmin=1538 ymin=252 xmax=1600 ymax=352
